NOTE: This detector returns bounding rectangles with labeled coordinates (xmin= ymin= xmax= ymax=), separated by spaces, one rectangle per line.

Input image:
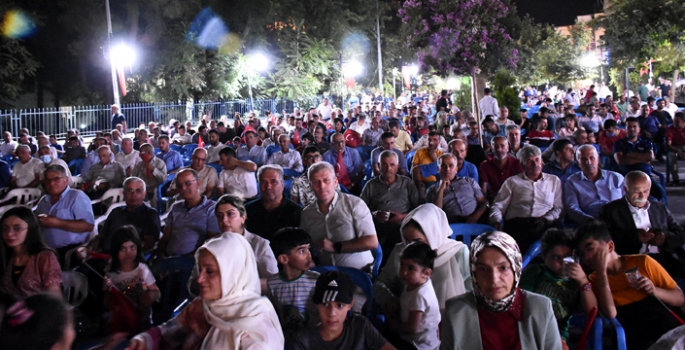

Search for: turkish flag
xmin=335 ymin=151 xmax=351 ymax=187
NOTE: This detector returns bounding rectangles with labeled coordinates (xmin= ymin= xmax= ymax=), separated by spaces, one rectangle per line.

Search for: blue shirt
xmin=158 ymin=150 xmax=184 ymax=172
xmin=0 ymin=160 xmax=10 ymax=188
xmin=166 ymin=196 xmax=220 ymax=256
xmin=613 ymin=137 xmax=654 ymax=175
xmin=111 ymin=113 xmax=126 ymax=130
xmin=237 ymin=145 xmax=267 ymax=166
xmin=322 ymin=147 xmax=364 ymax=179
xmin=638 ymin=115 xmax=660 ymax=137
xmin=564 ymin=170 xmax=625 ymax=224
xmin=36 ymin=186 xmax=95 ymax=248
xmin=457 ymin=160 xmax=479 ymax=183
xmin=542 ymin=161 xmax=582 ymax=186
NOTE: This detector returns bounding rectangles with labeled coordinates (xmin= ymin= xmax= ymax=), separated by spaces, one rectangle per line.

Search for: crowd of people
xmin=0 ymin=84 xmax=684 ymax=350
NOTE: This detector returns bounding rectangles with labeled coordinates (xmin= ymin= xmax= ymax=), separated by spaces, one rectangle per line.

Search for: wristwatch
xmin=334 ymin=242 xmax=343 ymax=253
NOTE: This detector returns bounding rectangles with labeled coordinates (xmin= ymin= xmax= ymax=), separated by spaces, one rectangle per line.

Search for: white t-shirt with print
xmin=400 ymin=280 xmax=441 ymax=350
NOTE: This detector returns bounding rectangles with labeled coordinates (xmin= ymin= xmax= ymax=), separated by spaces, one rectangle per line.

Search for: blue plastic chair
xmin=154 ymin=148 xmax=162 ymax=156
xmin=339 ymin=184 xmax=351 ymax=194
xmin=169 ymin=144 xmax=183 ymax=154
xmin=157 ymin=173 xmax=176 ymax=214
xmin=151 ymin=256 xmax=195 ymax=325
xmin=604 ymin=317 xmax=627 ymax=350
xmin=419 ymin=162 xmax=439 ymax=179
xmin=521 ymin=239 xmax=542 ymax=269
xmin=370 ymin=244 xmax=382 ymax=281
xmin=569 ymin=313 xmax=603 ymax=350
xmin=182 ymin=144 xmax=199 ymax=156
xmin=448 ymin=223 xmax=496 ymax=247
xmin=405 ymin=149 xmax=416 ymax=173
xmin=68 ymin=158 xmax=85 ymax=176
xmin=208 ymin=163 xmax=223 ymax=174
xmin=311 ymin=266 xmax=378 ymax=321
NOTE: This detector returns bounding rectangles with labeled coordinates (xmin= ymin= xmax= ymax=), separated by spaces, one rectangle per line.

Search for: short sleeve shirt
xmin=165 ymin=197 xmax=220 ymax=256
xmin=290 ymin=315 xmax=388 ymax=350
xmin=106 ymin=263 xmax=156 ymax=303
xmin=218 ymin=167 xmax=258 ymax=199
xmin=479 ymin=156 xmax=524 ymax=201
xmin=426 ymin=176 xmax=483 ymax=220
xmin=412 ymin=148 xmax=443 ymax=182
xmin=394 ymin=130 xmax=413 ymax=153
xmin=35 ymin=186 xmax=95 ymax=248
xmin=12 ymin=158 xmax=43 ymax=187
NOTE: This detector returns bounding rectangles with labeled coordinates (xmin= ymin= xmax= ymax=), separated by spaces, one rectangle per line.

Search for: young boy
xmin=267 ymin=228 xmax=319 ymax=335
xmin=388 ymin=241 xmax=440 ymax=350
xmin=520 ymin=229 xmax=597 ymax=347
xmin=575 ymin=220 xmax=685 ymax=349
xmin=290 ymin=271 xmax=396 ymax=350
xmin=598 ymin=119 xmax=626 ymax=156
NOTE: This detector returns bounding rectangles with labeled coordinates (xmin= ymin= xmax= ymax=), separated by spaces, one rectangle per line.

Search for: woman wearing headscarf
xmin=373 ymin=203 xmax=470 ymax=313
xmin=440 ymin=231 xmax=561 ymax=350
xmin=127 ymin=233 xmax=284 ymax=350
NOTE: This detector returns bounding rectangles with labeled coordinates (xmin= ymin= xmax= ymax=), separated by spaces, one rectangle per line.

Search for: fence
xmin=0 ymin=98 xmax=308 ymax=139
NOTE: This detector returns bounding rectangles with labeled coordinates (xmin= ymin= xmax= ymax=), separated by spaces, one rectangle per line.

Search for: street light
xmin=343 ymin=61 xmax=364 ymax=78
xmin=245 ymin=52 xmax=270 ymax=111
xmin=111 ymin=44 xmax=136 ymax=68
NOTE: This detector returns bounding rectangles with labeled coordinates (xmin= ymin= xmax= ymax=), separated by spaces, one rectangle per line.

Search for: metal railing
xmin=0 ymin=98 xmax=314 ymax=139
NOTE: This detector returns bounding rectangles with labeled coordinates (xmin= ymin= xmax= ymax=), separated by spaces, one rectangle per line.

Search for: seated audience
xmin=575 ymin=221 xmax=685 ymax=350
xmin=441 ymin=231 xmax=561 ymax=349
xmin=413 ymin=125 xmax=449 ymax=152
xmin=167 ymin=148 xmax=218 ymax=198
xmin=217 ymin=147 xmax=258 ymax=200
xmin=10 ymin=145 xmax=42 ymax=189
xmin=128 ymin=234 xmax=284 ymax=349
xmin=598 ymin=119 xmax=626 ymax=157
xmin=520 ymin=229 xmax=598 ymax=346
xmin=614 ymin=117 xmax=655 ymax=175
xmin=371 ymin=132 xmax=407 ymax=176
xmin=237 ymin=129 xmax=267 ymax=166
xmin=389 ymin=120 xmax=413 ymax=154
xmin=157 ymin=135 xmax=184 ymax=173
xmin=267 ymin=134 xmax=304 ymax=172
xmin=80 ymin=137 xmax=109 ymax=178
xmin=157 ymin=169 xmax=220 ymax=257
xmin=191 ymin=125 xmax=209 ymax=145
xmin=490 ymin=145 xmax=563 ymax=253
xmin=525 ymin=117 xmax=556 ymax=148
xmin=323 ymin=132 xmax=364 ymax=194
xmin=171 ymin=125 xmax=192 ymax=145
xmin=37 ymin=145 xmax=72 ymax=184
xmin=541 ymin=139 xmax=581 ymax=185
xmin=479 ymin=136 xmax=524 ymax=203
xmin=245 ymin=165 xmax=302 ymax=240
xmin=131 ymin=143 xmax=168 ymax=205
xmin=0 ymin=131 xmax=18 ymax=156
xmin=411 ymin=131 xmax=443 ymax=200
xmin=564 ymin=145 xmax=624 ymax=224
xmin=0 ymin=207 xmax=62 ymax=298
xmin=300 ymin=162 xmax=378 ymax=270
xmin=290 ymin=270 xmax=394 ymax=350
xmin=81 ymin=145 xmax=126 ymax=199
xmin=205 ymin=129 xmax=226 ymax=164
xmin=0 ymin=294 xmax=75 ymax=350
xmin=427 ymin=153 xmax=487 ymax=224
xmin=115 ymin=137 xmax=140 ymax=176
xmin=666 ymin=111 xmax=685 ymax=185
xmin=375 ymin=204 xmax=471 ymax=313
xmin=447 ymin=139 xmax=479 ymax=181
xmin=507 ymin=124 xmax=524 ymax=158
xmin=362 ymin=116 xmax=384 ymax=147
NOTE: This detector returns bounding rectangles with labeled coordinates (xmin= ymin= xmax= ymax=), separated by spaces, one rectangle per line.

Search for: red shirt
xmin=478 ymin=288 xmax=525 ymax=350
xmin=598 ymin=129 xmax=627 ymax=155
xmin=666 ymin=125 xmax=685 ymax=147
xmin=479 ymin=156 xmax=524 ymax=201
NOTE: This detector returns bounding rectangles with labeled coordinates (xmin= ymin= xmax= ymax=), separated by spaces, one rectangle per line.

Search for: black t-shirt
xmin=245 ymin=198 xmax=302 ymax=241
xmin=290 ymin=316 xmax=388 ymax=350
xmin=100 ymin=204 xmax=162 ymax=251
xmin=219 ymin=129 xmax=237 ymax=144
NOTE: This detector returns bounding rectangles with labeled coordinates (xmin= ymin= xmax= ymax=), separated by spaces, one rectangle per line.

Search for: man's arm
xmin=431 ymin=180 xmax=447 ymax=209
xmin=614 ymin=150 xmax=654 ymax=165
xmin=563 ymin=181 xmax=594 ymax=224
xmin=592 ymin=267 xmax=617 ymax=318
xmin=543 ymin=177 xmax=563 ymax=222
xmin=466 ymin=195 xmax=487 ymax=223
xmin=39 ymin=217 xmax=94 ymax=233
xmin=234 ymin=159 xmax=258 ymax=172
xmin=489 ymin=178 xmax=513 ymax=230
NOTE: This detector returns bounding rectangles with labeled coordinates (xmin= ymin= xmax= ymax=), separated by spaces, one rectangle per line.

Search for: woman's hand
xmin=125 ymin=337 xmax=145 ymax=350
xmin=103 ymin=276 xmax=114 ymax=291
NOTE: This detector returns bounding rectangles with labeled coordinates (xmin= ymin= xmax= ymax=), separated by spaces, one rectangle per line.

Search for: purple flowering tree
xmin=398 ymin=0 xmax=518 ymax=77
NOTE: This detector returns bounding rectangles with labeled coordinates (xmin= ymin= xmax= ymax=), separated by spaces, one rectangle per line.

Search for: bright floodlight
xmin=344 ymin=61 xmax=364 ymax=77
xmin=580 ymin=53 xmax=601 ymax=68
xmin=247 ymin=53 xmax=269 ymax=72
xmin=111 ymin=44 xmax=136 ymax=67
xmin=408 ymin=65 xmax=419 ymax=76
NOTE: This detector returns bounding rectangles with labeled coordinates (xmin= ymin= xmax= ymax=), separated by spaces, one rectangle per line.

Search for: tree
xmin=597 ymin=0 xmax=685 ymax=99
xmin=0 ymin=4 xmax=40 ymax=108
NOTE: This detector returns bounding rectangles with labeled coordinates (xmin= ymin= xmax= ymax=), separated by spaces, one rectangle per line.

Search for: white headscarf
xmin=401 ymin=203 xmax=467 ymax=310
xmin=196 ymin=233 xmax=284 ymax=350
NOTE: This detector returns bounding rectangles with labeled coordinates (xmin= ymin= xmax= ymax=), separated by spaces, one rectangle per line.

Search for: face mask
xmin=141 ymin=153 xmax=154 ymax=162
xmin=40 ymin=155 xmax=52 ymax=164
xmin=606 ymin=132 xmax=615 ymax=137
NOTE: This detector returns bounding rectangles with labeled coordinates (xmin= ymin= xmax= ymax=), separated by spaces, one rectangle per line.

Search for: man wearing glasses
xmin=167 ymin=148 xmax=218 ymax=198
xmin=132 ymin=143 xmax=168 ymax=206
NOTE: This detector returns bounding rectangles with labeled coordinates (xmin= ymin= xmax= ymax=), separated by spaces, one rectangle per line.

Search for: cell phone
xmin=626 ymin=267 xmax=643 ymax=286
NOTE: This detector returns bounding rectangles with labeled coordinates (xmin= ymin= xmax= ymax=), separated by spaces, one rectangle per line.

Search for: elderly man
xmin=427 ymin=153 xmax=487 ymax=223
xmin=81 ymin=146 xmax=126 ymax=199
xmin=291 ymin=145 xmax=329 ymax=207
xmin=36 ymin=164 xmax=94 ymax=263
xmin=95 ymin=177 xmax=161 ymax=252
xmin=205 ymin=129 xmax=226 ymax=164
xmin=490 ymin=145 xmax=563 ymax=253
xmin=245 ymin=165 xmax=302 ymax=240
xmin=111 ymin=104 xmax=127 ymax=131
xmin=361 ymin=150 xmax=419 ymax=252
xmin=599 ymin=171 xmax=685 ymax=281
xmin=37 ymin=146 xmax=72 ymax=185
xmin=323 ymin=132 xmax=364 ymax=194
xmin=217 ymin=147 xmax=258 ymax=199
xmin=80 ymin=137 xmax=110 ymax=178
xmin=411 ymin=131 xmax=443 ymax=199
xmin=300 ymin=162 xmax=378 ymax=270
xmin=448 ymin=139 xmax=479 ymax=182
xmin=158 ymin=169 xmax=220 ymax=257
xmin=267 ymin=134 xmax=303 ymax=172
xmin=167 ymin=148 xmax=217 ymax=198
xmin=564 ymin=145 xmax=624 ymax=225
xmin=0 ymin=131 xmax=18 ymax=156
xmin=11 ymin=144 xmax=42 ymax=189
xmin=115 ymin=137 xmax=140 ymax=176
xmin=507 ymin=124 xmax=524 ymax=158
xmin=371 ymin=132 xmax=407 ymax=176
xmin=362 ymin=116 xmax=384 ymax=147
xmin=157 ymin=135 xmax=184 ymax=173
xmin=236 ymin=129 xmax=267 ymax=166
xmin=541 ymin=139 xmax=581 ymax=185
xmin=132 ymin=143 xmax=168 ymax=204
xmin=479 ymin=136 xmax=524 ymax=203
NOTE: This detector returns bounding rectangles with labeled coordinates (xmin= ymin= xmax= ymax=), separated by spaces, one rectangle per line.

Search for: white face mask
xmin=40 ymin=155 xmax=52 ymax=164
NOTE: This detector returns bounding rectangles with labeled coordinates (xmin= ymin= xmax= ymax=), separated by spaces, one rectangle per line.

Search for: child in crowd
xmin=104 ymin=226 xmax=160 ymax=332
xmin=0 ymin=293 xmax=75 ymax=350
xmin=575 ymin=220 xmax=685 ymax=349
xmin=520 ymin=229 xmax=597 ymax=348
xmin=232 ymin=136 xmax=242 ymax=149
xmin=388 ymin=241 xmax=441 ymax=350
xmin=267 ymin=227 xmax=319 ymax=336
xmin=290 ymin=270 xmax=396 ymax=350
xmin=598 ymin=119 xmax=626 ymax=156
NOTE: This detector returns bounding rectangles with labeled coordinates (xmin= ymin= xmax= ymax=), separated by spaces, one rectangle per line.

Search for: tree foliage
xmin=0 ymin=3 xmax=40 ymax=108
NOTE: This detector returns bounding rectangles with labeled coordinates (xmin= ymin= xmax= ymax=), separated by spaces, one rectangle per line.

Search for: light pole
xmin=392 ymin=68 xmax=399 ymax=100
xmin=245 ymin=52 xmax=269 ymax=112
xmin=105 ymin=0 xmax=118 ymax=105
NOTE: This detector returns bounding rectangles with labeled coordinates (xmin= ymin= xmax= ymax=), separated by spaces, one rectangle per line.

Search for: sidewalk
xmin=653 ymin=161 xmax=685 ymax=224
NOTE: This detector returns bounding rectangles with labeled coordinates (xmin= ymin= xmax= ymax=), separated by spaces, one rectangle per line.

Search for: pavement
xmin=654 ymin=161 xmax=685 ymax=224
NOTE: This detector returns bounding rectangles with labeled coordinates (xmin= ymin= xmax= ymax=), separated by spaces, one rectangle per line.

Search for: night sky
xmin=513 ymin=0 xmax=603 ymax=26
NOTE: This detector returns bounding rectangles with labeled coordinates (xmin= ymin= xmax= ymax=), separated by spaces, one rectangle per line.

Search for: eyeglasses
xmin=124 ymin=188 xmax=146 ymax=194
xmin=192 ymin=156 xmax=207 ymax=162
xmin=43 ymin=176 xmax=64 ymax=184
xmin=2 ymin=225 xmax=27 ymax=233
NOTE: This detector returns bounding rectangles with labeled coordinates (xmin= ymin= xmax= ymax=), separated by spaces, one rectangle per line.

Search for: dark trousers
xmin=503 ymin=217 xmax=560 ymax=254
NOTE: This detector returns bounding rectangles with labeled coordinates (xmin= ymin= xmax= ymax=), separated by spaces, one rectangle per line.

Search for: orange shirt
xmin=412 ymin=148 xmax=443 ymax=183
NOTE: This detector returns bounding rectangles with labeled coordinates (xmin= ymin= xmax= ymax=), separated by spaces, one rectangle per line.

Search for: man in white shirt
xmin=167 ymin=148 xmax=218 ymax=198
xmin=217 ymin=147 xmax=258 ymax=200
xmin=171 ymin=125 xmax=192 ymax=145
xmin=0 ymin=131 xmax=18 ymax=157
xmin=362 ymin=116 xmax=384 ymax=147
xmin=348 ymin=114 xmax=370 ymax=135
xmin=267 ymin=134 xmax=303 ymax=172
xmin=205 ymin=129 xmax=226 ymax=164
xmin=489 ymin=144 xmax=563 ymax=253
xmin=478 ymin=88 xmax=500 ymax=118
xmin=11 ymin=144 xmax=42 ymax=188
xmin=663 ymin=96 xmax=679 ymax=118
xmin=317 ymin=97 xmax=333 ymax=121
xmin=299 ymin=162 xmax=379 ymax=270
xmin=37 ymin=146 xmax=72 ymax=186
xmin=624 ymin=97 xmax=642 ymax=122
xmin=236 ymin=130 xmax=267 ymax=166
xmin=115 ymin=138 xmax=141 ymax=176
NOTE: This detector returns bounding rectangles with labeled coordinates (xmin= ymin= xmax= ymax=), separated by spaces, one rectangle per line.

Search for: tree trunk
xmin=472 ymin=72 xmax=482 ymax=147
xmin=672 ymin=69 xmax=679 ymax=102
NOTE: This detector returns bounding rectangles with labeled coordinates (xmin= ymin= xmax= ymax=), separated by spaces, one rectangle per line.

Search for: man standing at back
xmin=111 ymin=104 xmax=127 ymax=132
xmin=478 ymin=88 xmax=499 ymax=119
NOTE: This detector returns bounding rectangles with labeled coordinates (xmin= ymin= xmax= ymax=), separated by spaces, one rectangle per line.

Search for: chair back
xmin=1 ymin=188 xmax=42 ymax=205
xmin=521 ymin=240 xmax=542 ymax=269
xmin=169 ymin=144 xmax=183 ymax=154
xmin=405 ymin=149 xmax=417 ymax=172
xmin=156 ymin=173 xmax=176 ymax=214
xmin=61 ymin=271 xmax=89 ymax=307
xmin=68 ymin=158 xmax=85 ymax=176
xmin=208 ymin=163 xmax=223 ymax=174
xmin=311 ymin=266 xmax=375 ymax=319
xmin=182 ymin=144 xmax=199 ymax=155
xmin=71 ymin=175 xmax=85 ymax=188
xmin=448 ymin=223 xmax=496 ymax=247
xmin=371 ymin=244 xmax=382 ymax=281
xmin=152 ymin=256 xmax=195 ymax=325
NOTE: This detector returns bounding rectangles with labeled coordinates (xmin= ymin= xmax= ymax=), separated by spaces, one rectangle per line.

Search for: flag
xmin=109 ymin=285 xmax=138 ymax=333
xmin=116 ymin=66 xmax=127 ymax=97
xmin=335 ymin=151 xmax=351 ymax=187
xmin=198 ymin=135 xmax=205 ymax=148
xmin=292 ymin=128 xmax=301 ymax=147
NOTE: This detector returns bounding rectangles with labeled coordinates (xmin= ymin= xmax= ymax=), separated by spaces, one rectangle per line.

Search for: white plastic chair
xmin=71 ymin=176 xmax=85 ymax=189
xmin=0 ymin=188 xmax=42 ymax=205
xmin=0 ymin=204 xmax=25 ymax=217
xmin=61 ymin=271 xmax=88 ymax=308
xmin=91 ymin=202 xmax=127 ymax=241
xmin=90 ymin=187 xmax=125 ymax=208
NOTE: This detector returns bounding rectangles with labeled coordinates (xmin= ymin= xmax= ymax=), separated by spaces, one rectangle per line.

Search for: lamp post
xmin=392 ymin=68 xmax=399 ymax=101
xmin=245 ymin=52 xmax=269 ymax=112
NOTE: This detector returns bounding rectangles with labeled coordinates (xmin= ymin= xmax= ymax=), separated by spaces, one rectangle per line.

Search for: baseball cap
xmin=312 ymin=270 xmax=355 ymax=305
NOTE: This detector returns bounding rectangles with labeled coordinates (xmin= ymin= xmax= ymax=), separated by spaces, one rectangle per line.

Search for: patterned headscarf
xmin=470 ymin=231 xmax=522 ymax=312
